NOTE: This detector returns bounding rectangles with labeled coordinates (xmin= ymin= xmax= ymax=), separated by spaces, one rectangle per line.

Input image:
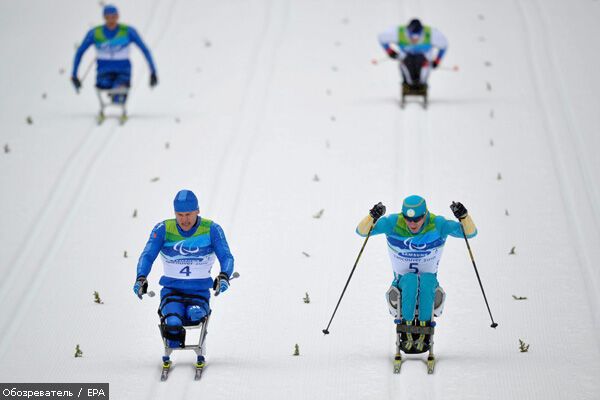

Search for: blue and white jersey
xmin=357 ymin=213 xmax=476 ymax=276
xmin=72 ymin=24 xmax=156 ymax=77
xmin=137 ymin=217 xmax=234 ymax=291
xmin=378 ymin=25 xmax=448 ymax=61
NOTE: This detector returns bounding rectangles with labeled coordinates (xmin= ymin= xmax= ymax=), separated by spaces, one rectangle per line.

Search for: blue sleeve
xmin=356 ymin=214 xmax=396 ymax=237
xmin=128 ymin=27 xmax=157 ymax=73
xmin=434 ymin=215 xmax=477 ymax=239
xmin=72 ymin=30 xmax=95 ymax=77
xmin=210 ymin=223 xmax=234 ymax=278
xmin=136 ymin=222 xmax=166 ymax=279
xmin=436 ymin=48 xmax=446 ymax=61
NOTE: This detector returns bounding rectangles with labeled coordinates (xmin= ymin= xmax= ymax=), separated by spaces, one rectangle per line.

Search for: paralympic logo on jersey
xmin=403 ymin=238 xmax=428 ymax=251
xmin=173 ymin=240 xmax=200 ymax=256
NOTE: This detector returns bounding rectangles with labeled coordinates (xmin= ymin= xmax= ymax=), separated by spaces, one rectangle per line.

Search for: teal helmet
xmin=402 ymin=195 xmax=427 ymax=218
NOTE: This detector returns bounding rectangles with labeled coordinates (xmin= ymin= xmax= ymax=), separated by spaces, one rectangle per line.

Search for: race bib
xmin=161 ymin=253 xmax=215 ymax=280
xmin=387 ymin=245 xmax=444 ymax=275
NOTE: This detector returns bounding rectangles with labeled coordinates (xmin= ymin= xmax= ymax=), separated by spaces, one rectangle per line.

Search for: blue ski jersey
xmin=136 ymin=217 xmax=234 ymax=291
xmin=357 ymin=213 xmax=476 ymax=276
xmin=72 ymin=24 xmax=156 ymax=77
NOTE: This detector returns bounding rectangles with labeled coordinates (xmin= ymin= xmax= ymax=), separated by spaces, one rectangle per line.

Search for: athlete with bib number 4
xmin=133 ymin=190 xmax=234 ymax=381
xmin=356 ymin=195 xmax=477 ymax=373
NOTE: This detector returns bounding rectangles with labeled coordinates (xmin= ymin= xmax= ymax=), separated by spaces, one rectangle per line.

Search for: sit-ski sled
xmin=159 ymin=312 xmax=210 ymax=382
xmin=386 ymin=284 xmax=446 ymax=374
xmin=96 ymin=87 xmax=129 ymax=125
xmin=400 ymin=82 xmax=428 ymax=110
xmin=156 ymin=271 xmax=240 ymax=381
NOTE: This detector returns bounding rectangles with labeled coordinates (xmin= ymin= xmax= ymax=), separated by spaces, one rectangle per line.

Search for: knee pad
xmin=165 ymin=315 xmax=183 ymax=329
xmin=160 ymin=314 xmax=186 ymax=344
xmin=187 ymin=304 xmax=208 ymax=322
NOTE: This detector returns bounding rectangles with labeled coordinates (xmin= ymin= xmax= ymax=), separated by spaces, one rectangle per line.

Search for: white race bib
xmin=96 ymin=45 xmax=130 ymax=61
xmin=161 ymin=253 xmax=216 ymax=280
xmin=387 ymin=245 xmax=444 ymax=275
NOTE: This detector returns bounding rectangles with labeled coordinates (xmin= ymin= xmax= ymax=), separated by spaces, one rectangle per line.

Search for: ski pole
xmin=144 ymin=272 xmax=240 ymax=300
xmin=437 ymin=65 xmax=460 ymax=72
xmin=457 ymin=218 xmax=498 ymax=328
xmin=322 ymin=223 xmax=375 ymax=335
xmin=371 ymin=57 xmax=393 ymax=66
xmin=78 ymin=57 xmax=96 ymax=90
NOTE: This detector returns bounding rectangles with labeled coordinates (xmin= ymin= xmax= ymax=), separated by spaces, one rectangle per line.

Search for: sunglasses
xmin=403 ymin=214 xmax=425 ymax=223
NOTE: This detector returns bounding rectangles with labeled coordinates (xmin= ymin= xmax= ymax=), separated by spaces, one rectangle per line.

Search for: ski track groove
xmin=0 ymin=0 xmax=169 ymax=358
xmin=224 ymin=0 xmax=290 ymax=230
xmin=387 ymin=0 xmax=429 ymax=394
xmin=205 ymin=0 xmax=274 ymax=214
xmin=516 ymin=0 xmax=600 ymax=341
xmin=143 ymin=0 xmax=289 ymax=393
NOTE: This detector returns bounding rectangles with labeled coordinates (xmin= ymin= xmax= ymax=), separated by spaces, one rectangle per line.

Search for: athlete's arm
xmin=210 ymin=223 xmax=234 ymax=278
xmin=72 ymin=29 xmax=95 ymax=77
xmin=128 ymin=27 xmax=157 ymax=73
xmin=136 ymin=222 xmax=166 ymax=279
xmin=430 ymin=28 xmax=448 ymax=63
xmin=378 ymin=26 xmax=405 ymax=59
xmin=435 ymin=215 xmax=477 ymax=239
xmin=356 ymin=214 xmax=395 ymax=237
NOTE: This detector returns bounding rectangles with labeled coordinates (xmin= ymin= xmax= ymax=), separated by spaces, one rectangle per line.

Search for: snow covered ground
xmin=1 ymin=0 xmax=599 ymax=398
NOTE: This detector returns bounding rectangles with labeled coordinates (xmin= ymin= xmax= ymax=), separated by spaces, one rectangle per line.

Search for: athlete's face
xmin=409 ymin=33 xmax=420 ymax=44
xmin=176 ymin=210 xmax=199 ymax=232
xmin=405 ymin=214 xmax=426 ymax=233
xmin=104 ymin=14 xmax=119 ymax=30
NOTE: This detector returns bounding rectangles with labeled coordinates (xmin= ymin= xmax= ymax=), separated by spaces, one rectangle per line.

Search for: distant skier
xmin=71 ymin=4 xmax=158 ymax=100
xmin=378 ymin=19 xmax=448 ymax=106
xmin=133 ymin=190 xmax=234 ymax=375
xmin=356 ymin=196 xmax=476 ymax=355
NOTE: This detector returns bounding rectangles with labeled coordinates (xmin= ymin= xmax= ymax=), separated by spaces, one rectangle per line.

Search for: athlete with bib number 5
xmin=133 ymin=190 xmax=234 ymax=380
xmin=356 ymin=195 xmax=477 ymax=373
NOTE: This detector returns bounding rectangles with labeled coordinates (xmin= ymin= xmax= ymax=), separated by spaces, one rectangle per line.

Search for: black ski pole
xmin=322 ymin=223 xmax=375 ymax=335
xmin=458 ymin=222 xmax=498 ymax=329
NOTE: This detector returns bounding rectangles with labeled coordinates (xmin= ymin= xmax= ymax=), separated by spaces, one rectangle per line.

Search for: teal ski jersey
xmin=357 ymin=213 xmax=477 ymax=276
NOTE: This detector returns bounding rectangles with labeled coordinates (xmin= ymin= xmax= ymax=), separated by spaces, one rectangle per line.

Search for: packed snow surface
xmin=1 ymin=0 xmax=599 ymax=399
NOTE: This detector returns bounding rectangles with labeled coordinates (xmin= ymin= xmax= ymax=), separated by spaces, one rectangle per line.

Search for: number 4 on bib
xmin=180 ymin=266 xmax=191 ymax=276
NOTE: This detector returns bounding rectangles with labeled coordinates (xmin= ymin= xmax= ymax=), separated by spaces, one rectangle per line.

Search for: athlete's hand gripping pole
xmin=214 ymin=271 xmax=240 ymax=296
xmin=451 ymin=201 xmax=498 ymax=329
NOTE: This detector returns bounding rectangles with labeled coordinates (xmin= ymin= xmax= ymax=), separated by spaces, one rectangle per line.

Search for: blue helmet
xmin=173 ymin=190 xmax=199 ymax=212
xmin=103 ymin=4 xmax=118 ymax=16
xmin=407 ymin=19 xmax=423 ymax=35
xmin=402 ymin=195 xmax=427 ymax=218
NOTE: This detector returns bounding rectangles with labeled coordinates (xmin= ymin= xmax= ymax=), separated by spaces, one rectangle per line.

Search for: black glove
xmin=133 ymin=276 xmax=148 ymax=299
xmin=213 ymin=272 xmax=230 ymax=295
xmin=149 ymin=73 xmax=158 ymax=87
xmin=369 ymin=202 xmax=386 ymax=222
xmin=450 ymin=201 xmax=468 ymax=220
xmin=71 ymin=76 xmax=82 ymax=91
xmin=431 ymin=59 xmax=440 ymax=69
xmin=386 ymin=48 xmax=398 ymax=59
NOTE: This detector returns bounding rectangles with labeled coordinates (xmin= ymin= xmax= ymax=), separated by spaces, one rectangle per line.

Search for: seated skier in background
xmin=71 ymin=4 xmax=158 ymax=102
xmin=356 ymin=195 xmax=476 ymax=351
xmin=378 ymin=19 xmax=448 ymax=92
xmin=133 ymin=190 xmax=234 ymax=359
